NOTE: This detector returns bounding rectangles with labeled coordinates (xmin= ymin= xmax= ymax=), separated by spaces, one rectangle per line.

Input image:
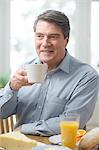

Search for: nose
xmin=42 ymin=36 xmax=51 ymax=47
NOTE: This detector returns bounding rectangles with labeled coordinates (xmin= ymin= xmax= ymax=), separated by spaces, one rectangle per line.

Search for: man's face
xmin=35 ymin=20 xmax=69 ymax=69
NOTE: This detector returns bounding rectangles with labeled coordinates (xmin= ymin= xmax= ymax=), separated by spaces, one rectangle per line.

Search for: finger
xmin=11 ymin=74 xmax=27 ymax=87
xmin=18 ymin=69 xmax=27 ymax=76
xmin=15 ymin=71 xmax=27 ymax=83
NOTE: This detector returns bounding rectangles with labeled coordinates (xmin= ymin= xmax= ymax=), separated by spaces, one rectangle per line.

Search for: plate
xmin=31 ymin=145 xmax=71 ymax=150
xmin=49 ymin=134 xmax=61 ymax=145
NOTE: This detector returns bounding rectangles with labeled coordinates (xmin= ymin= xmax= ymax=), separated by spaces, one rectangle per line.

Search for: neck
xmin=48 ymin=51 xmax=67 ymax=71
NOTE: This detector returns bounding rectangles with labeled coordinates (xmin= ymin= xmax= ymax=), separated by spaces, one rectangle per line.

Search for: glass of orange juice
xmin=60 ymin=113 xmax=80 ymax=149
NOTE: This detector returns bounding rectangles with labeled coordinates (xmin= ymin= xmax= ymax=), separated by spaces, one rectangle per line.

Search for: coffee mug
xmin=25 ymin=63 xmax=48 ymax=83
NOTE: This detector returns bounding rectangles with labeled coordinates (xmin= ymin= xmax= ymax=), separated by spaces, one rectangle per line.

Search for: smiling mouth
xmin=41 ymin=50 xmax=54 ymax=53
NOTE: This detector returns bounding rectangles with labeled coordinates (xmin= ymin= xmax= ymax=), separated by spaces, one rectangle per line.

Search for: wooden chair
xmin=0 ymin=115 xmax=17 ymax=134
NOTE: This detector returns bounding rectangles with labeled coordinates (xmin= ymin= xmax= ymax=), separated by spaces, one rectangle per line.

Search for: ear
xmin=66 ymin=34 xmax=70 ymax=43
xmin=64 ymin=36 xmax=69 ymax=47
xmin=66 ymin=37 xmax=69 ymax=43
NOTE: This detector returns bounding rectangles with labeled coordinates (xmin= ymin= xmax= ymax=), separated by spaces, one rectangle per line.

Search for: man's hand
xmin=10 ymin=68 xmax=31 ymax=91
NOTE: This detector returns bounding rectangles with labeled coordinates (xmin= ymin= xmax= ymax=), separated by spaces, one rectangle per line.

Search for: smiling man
xmin=34 ymin=20 xmax=68 ymax=70
xmin=0 ymin=10 xmax=99 ymax=136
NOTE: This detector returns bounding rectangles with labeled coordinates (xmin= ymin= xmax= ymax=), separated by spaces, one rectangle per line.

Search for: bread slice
xmin=78 ymin=128 xmax=99 ymax=150
xmin=0 ymin=131 xmax=37 ymax=150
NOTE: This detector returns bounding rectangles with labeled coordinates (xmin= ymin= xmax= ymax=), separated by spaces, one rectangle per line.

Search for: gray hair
xmin=33 ymin=10 xmax=70 ymax=39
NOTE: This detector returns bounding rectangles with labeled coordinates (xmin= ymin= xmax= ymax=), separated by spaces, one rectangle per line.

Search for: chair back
xmin=0 ymin=115 xmax=17 ymax=134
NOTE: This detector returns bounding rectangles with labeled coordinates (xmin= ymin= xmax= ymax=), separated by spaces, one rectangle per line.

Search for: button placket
xmin=36 ymin=77 xmax=50 ymax=121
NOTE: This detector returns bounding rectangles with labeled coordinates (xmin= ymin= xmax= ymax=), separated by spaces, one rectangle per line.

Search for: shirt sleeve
xmin=21 ymin=71 xmax=99 ymax=136
xmin=21 ymin=117 xmax=60 ymax=136
xmin=65 ymin=71 xmax=99 ymax=128
xmin=0 ymin=82 xmax=18 ymax=118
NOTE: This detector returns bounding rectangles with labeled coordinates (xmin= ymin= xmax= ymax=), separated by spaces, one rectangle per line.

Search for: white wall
xmin=0 ymin=0 xmax=10 ymax=76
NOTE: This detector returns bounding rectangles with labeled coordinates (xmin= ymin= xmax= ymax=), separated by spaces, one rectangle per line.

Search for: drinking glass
xmin=60 ymin=113 xmax=80 ymax=149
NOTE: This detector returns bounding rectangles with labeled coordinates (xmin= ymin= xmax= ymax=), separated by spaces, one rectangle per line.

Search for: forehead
xmin=35 ymin=20 xmax=63 ymax=34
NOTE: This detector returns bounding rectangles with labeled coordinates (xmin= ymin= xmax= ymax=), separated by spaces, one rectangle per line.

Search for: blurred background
xmin=0 ymin=0 xmax=99 ymax=129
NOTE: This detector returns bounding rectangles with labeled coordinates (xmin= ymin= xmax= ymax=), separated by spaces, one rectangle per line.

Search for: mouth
xmin=40 ymin=50 xmax=54 ymax=53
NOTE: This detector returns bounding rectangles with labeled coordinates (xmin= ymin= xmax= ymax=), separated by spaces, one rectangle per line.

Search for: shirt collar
xmin=58 ymin=50 xmax=70 ymax=74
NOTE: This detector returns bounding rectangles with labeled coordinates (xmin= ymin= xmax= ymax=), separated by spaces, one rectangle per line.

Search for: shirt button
xmin=38 ymin=106 xmax=41 ymax=109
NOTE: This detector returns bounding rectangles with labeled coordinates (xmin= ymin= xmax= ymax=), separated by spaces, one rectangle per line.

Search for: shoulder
xmin=70 ymin=55 xmax=98 ymax=75
xmin=23 ymin=58 xmax=37 ymax=65
xmin=68 ymin=55 xmax=99 ymax=86
xmin=18 ymin=58 xmax=38 ymax=68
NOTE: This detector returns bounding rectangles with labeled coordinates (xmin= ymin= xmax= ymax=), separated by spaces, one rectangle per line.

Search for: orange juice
xmin=60 ymin=121 xmax=79 ymax=149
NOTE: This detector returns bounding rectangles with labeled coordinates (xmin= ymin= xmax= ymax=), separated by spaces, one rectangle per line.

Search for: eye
xmin=48 ymin=34 xmax=60 ymax=40
xmin=36 ymin=34 xmax=44 ymax=39
xmin=49 ymin=35 xmax=56 ymax=39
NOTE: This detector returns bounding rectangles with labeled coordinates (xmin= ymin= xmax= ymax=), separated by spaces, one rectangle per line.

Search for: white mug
xmin=25 ymin=63 xmax=48 ymax=83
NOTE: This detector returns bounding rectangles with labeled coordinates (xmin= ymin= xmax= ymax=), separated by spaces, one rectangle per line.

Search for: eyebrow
xmin=36 ymin=32 xmax=60 ymax=35
xmin=49 ymin=33 xmax=60 ymax=37
xmin=35 ymin=32 xmax=61 ymax=37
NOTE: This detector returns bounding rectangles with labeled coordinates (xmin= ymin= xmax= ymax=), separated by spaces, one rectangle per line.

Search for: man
xmin=0 ymin=10 xmax=99 ymax=136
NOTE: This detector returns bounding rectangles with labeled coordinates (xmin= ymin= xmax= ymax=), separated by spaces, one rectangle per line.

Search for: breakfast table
xmin=27 ymin=135 xmax=51 ymax=145
xmin=27 ymin=134 xmax=72 ymax=150
xmin=27 ymin=135 xmax=99 ymax=150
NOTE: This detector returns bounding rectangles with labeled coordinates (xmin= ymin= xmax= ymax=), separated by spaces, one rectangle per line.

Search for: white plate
xmin=32 ymin=145 xmax=71 ymax=150
xmin=49 ymin=134 xmax=61 ymax=145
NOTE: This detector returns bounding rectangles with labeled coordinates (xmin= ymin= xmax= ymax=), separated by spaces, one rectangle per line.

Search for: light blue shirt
xmin=0 ymin=51 xmax=99 ymax=136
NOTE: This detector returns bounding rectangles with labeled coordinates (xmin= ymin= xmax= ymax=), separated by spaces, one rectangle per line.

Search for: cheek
xmin=35 ymin=41 xmax=39 ymax=48
xmin=35 ymin=42 xmax=40 ymax=52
